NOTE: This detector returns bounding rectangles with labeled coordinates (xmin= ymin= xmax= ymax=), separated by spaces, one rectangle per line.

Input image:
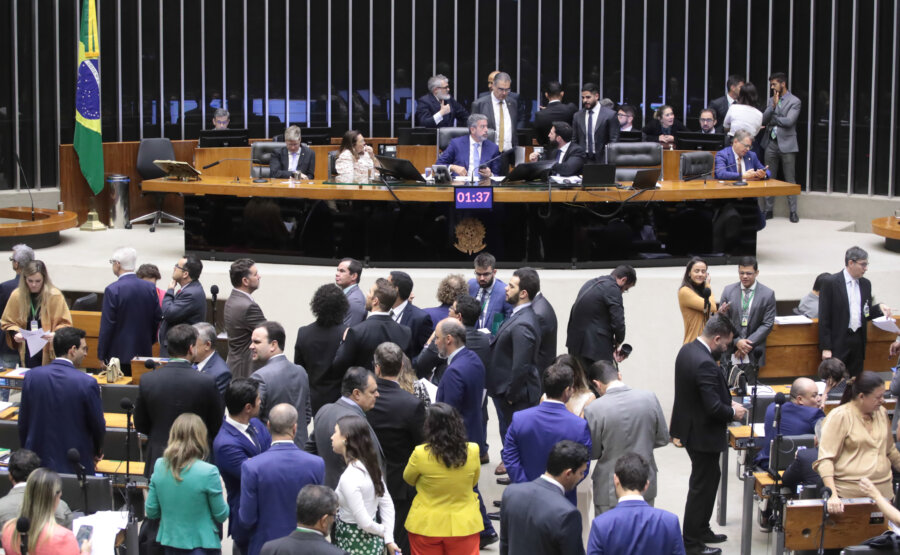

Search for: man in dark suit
xmin=781 ymin=419 xmax=825 ymax=492
xmin=213 ymin=378 xmax=272 ymax=554
xmin=567 ymin=265 xmax=636 ymax=368
xmin=467 ymin=252 xmax=512 ymax=335
xmin=819 ymin=246 xmax=890 ymax=377
xmin=336 ymin=257 xmax=367 ymax=328
xmin=0 ymin=244 xmax=33 ymax=370
xmin=533 ymin=81 xmax=578 ymax=148
xmin=435 ymin=113 xmax=502 ymax=177
xmin=193 ymin=322 xmax=232 ymax=395
xmin=500 ymin=440 xmax=588 ymax=555
xmin=527 ymin=272 xmax=558 ymax=372
xmin=241 ymin=403 xmax=325 ymax=555
xmin=587 ymin=452 xmax=686 ymax=555
xmin=714 ymin=130 xmax=770 ymax=181
xmin=572 ymin=82 xmax=619 ymax=162
xmin=708 ymin=74 xmax=744 ymax=124
xmin=224 ymin=258 xmax=266 ymax=379
xmin=718 ymin=256 xmax=777 ymax=367
xmin=697 ymin=108 xmax=725 ymax=135
xmin=134 ymin=324 xmax=223 ymax=478
xmin=387 ymin=271 xmax=433 ymax=358
xmin=367 ymin=342 xmax=425 ymax=554
xmin=670 ymin=315 xmax=747 ymax=555
xmin=295 ymin=284 xmax=350 ymax=413
xmin=332 ymin=278 xmax=411 ymax=375
xmin=414 ymin=74 xmax=469 ymax=128
xmin=753 ymin=377 xmax=824 ymax=469
xmin=159 ymin=255 xmax=206 ymax=357
xmin=249 ymin=321 xmax=312 ymax=446
xmin=260 ymin=485 xmax=346 ymax=555
xmin=18 ymin=327 xmax=105 ymax=475
xmin=269 ymin=125 xmax=315 ymax=179
xmin=617 ymin=104 xmax=637 ymax=132
xmin=471 ymin=71 xmax=517 ymax=174
xmin=97 ymin=247 xmax=162 ymax=375
xmin=305 ymin=367 xmax=383 ymax=488
xmin=527 ymin=121 xmax=587 ymax=178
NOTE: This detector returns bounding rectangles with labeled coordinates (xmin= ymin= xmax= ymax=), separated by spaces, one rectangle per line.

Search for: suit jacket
xmin=159 ymin=280 xmax=206 ymax=357
xmin=500 ymin=477 xmax=585 ymax=555
xmin=467 ymin=278 xmax=513 ymax=334
xmin=97 ymin=274 xmax=162 ymax=363
xmin=250 ymin=354 xmax=312 ymax=446
xmin=488 ymin=306 xmax=542 ymax=405
xmin=261 ymin=529 xmax=348 ymax=555
xmin=669 ymin=339 xmax=734 ymax=453
xmin=584 ymin=386 xmax=669 ymax=509
xmin=134 ymin=360 xmax=223 ymax=477
xmin=753 ymin=401 xmax=824 ymax=469
xmin=566 ymin=275 xmax=626 ymax=363
xmin=240 ymin=442 xmax=326 ymax=555
xmin=641 ymin=119 xmax=687 ymax=143
xmin=709 ymin=95 xmax=733 ymax=124
xmin=305 ymin=398 xmax=382 ymax=489
xmin=366 ymin=378 xmax=425 ymax=502
xmin=531 ymin=292 xmax=558 ymax=371
xmin=224 ymin=289 xmax=266 ymax=379
xmin=471 ymin=94 xmax=519 ymax=147
xmin=714 ymin=146 xmax=770 ymax=180
xmin=538 ymin=142 xmax=587 ymax=177
xmin=412 ymin=325 xmax=490 ymax=384
xmin=436 ymin=135 xmax=502 ymax=176
xmin=332 ymin=314 xmax=412 ymax=376
xmin=0 ymin=485 xmax=72 ymax=530
xmin=587 ymin=499 xmax=686 ymax=555
xmin=422 ymin=305 xmax=449 ymax=333
xmin=294 ymin=321 xmax=346 ymax=413
xmin=502 ymin=401 xmax=591 ymax=505
xmin=436 ymin=347 xmax=486 ymax=447
xmin=414 ymin=94 xmax=470 ymax=128
xmin=199 ymin=351 xmax=232 ymax=396
xmin=572 ymin=106 xmax=619 ymax=161
xmin=533 ymin=101 xmax=579 ymax=147
xmin=269 ymin=145 xmax=315 ymax=179
xmin=781 ymin=446 xmax=824 ymax=491
xmin=719 ymin=281 xmax=777 ymax=366
xmin=213 ymin=418 xmax=272 ymax=545
xmin=343 ymin=285 xmax=367 ymax=328
xmin=396 ymin=302 xmax=433 ymax=358
xmin=818 ymin=270 xmax=883 ymax=361
xmin=760 ymin=91 xmax=802 ymax=153
xmin=19 ymin=359 xmax=106 ymax=474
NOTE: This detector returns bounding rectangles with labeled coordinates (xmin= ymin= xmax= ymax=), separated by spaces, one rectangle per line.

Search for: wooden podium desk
xmin=0 ymin=406 xmax=128 ymax=429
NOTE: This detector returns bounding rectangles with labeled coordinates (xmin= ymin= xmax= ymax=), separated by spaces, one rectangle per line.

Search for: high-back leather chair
xmin=250 ymin=142 xmax=287 ymax=178
xmin=129 ymin=138 xmax=184 ymax=232
xmin=327 ymin=150 xmax=340 ymax=180
xmin=436 ymin=127 xmax=498 ymax=157
xmin=679 ymin=151 xmax=715 ymax=180
xmin=606 ymin=142 xmax=662 ymax=182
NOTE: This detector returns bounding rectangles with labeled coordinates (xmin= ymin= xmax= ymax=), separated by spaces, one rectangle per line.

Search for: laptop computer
xmin=502 ymin=160 xmax=555 ymax=183
xmin=581 ymin=164 xmax=618 ymax=187
xmin=631 ymin=168 xmax=662 ymax=190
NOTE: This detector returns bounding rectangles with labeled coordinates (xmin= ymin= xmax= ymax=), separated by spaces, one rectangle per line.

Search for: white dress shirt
xmin=336 ymin=460 xmax=396 ymax=544
xmin=843 ymin=268 xmax=861 ymax=331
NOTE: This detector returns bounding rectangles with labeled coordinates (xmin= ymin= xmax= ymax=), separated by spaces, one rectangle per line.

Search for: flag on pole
xmin=73 ymin=0 xmax=105 ymax=195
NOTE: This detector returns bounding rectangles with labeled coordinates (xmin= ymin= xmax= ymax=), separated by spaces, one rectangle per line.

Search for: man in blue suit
xmin=501 ymin=363 xmax=591 ymax=506
xmin=714 ymin=130 xmax=771 ymax=181
xmin=159 ymin=255 xmax=207 ymax=356
xmin=97 ymin=247 xmax=162 ymax=375
xmin=213 ymin=378 xmax=272 ymax=554
xmin=415 ymin=74 xmax=469 ymax=128
xmin=588 ymin=452 xmax=686 ymax=555
xmin=467 ymin=252 xmax=512 ymax=335
xmin=240 ymin=403 xmax=325 ymax=555
xmin=193 ymin=322 xmax=232 ymax=396
xmin=436 ymin=114 xmax=502 ymax=178
xmin=18 ymin=327 xmax=105 ymax=475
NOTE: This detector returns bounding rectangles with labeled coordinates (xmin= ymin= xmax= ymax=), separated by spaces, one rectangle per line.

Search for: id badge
xmin=29 ymin=320 xmax=38 ymax=331
xmin=741 ymin=316 xmax=749 ymax=327
xmin=864 ymin=302 xmax=870 ymax=318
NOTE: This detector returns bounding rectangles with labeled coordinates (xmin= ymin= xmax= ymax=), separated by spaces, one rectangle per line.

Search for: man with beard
xmin=415 ymin=74 xmax=470 ymax=128
xmin=572 ymin=83 xmax=619 ymax=162
xmin=467 ymin=252 xmax=512 ymax=335
xmin=669 ymin=315 xmax=747 ymax=555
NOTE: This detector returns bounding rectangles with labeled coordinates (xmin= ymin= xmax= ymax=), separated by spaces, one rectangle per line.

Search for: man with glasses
xmin=211 ymin=108 xmax=230 ymax=130
xmin=269 ymin=125 xmax=315 ymax=180
xmin=819 ymin=246 xmax=893 ymax=377
xmin=714 ymin=129 xmax=770 ymax=181
xmin=697 ymin=108 xmax=724 ymax=135
xmin=717 ymin=256 xmax=776 ymax=368
xmin=472 ymin=71 xmax=518 ymax=174
xmin=617 ymin=104 xmax=636 ymax=132
xmin=415 ymin=74 xmax=470 ymax=128
xmin=160 ymin=255 xmax=206 ymax=356
xmin=466 ymin=252 xmax=512 ymax=336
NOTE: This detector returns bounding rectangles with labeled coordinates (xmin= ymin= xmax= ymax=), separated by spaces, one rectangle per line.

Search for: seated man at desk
xmin=527 ymin=121 xmax=586 ymax=177
xmin=269 ymin=125 xmax=315 ymax=180
xmin=753 ymin=377 xmax=824 ymax=470
xmin=435 ymin=114 xmax=501 ymax=178
xmin=697 ymin=108 xmax=724 ymax=135
xmin=714 ymin=130 xmax=769 ymax=181
xmin=212 ymin=108 xmax=230 ymax=130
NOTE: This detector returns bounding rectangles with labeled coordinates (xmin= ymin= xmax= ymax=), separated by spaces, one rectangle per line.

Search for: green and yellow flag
xmin=73 ymin=0 xmax=105 ymax=194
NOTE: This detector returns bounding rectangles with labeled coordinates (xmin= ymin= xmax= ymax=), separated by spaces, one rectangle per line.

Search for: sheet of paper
xmin=774 ymin=315 xmax=813 ymax=325
xmin=550 ymin=175 xmax=582 ymax=185
xmin=873 ymin=316 xmax=900 ymax=334
xmin=5 ymin=368 xmax=29 ymax=377
xmin=752 ymin=423 xmax=766 ymax=437
xmin=417 ymin=378 xmax=437 ymax=404
xmin=72 ymin=511 xmax=128 ymax=555
xmin=20 ymin=328 xmax=48 ymax=356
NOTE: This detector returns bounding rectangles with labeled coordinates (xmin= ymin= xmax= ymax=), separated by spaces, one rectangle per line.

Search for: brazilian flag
xmin=73 ymin=0 xmax=105 ymax=195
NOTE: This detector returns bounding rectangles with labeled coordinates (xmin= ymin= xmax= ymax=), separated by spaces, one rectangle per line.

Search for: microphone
xmin=16 ymin=517 xmax=29 ymax=555
xmin=821 ymin=486 xmax=832 ymax=501
xmin=67 ymin=448 xmax=86 ymax=485
xmin=210 ymin=284 xmax=219 ymax=300
xmin=773 ymin=392 xmax=786 ymax=430
xmin=144 ymin=359 xmax=158 ymax=370
xmin=119 ymin=397 xmax=134 ymax=411
xmin=13 ymin=153 xmax=35 ymax=221
xmin=701 ymin=287 xmax=712 ymax=311
xmin=201 ymin=157 xmax=262 ymax=170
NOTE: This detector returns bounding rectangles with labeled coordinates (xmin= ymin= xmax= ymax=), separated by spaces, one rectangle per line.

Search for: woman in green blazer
xmin=145 ymin=413 xmax=229 ymax=555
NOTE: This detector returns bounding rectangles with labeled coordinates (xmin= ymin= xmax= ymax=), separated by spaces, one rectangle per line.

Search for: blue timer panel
xmin=454 ymin=186 xmax=493 ymax=209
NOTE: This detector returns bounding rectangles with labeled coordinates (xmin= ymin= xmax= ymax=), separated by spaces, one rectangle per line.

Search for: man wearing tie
xmin=415 ymin=74 xmax=470 ymax=128
xmin=572 ymin=83 xmax=619 ymax=162
xmin=471 ymin=71 xmax=517 ymax=175
xmin=713 ymin=130 xmax=769 ymax=181
xmin=436 ymin=114 xmax=501 ymax=178
xmin=466 ymin=252 xmax=512 ymax=335
xmin=527 ymin=122 xmax=587 ymax=177
xmin=269 ymin=125 xmax=315 ymax=179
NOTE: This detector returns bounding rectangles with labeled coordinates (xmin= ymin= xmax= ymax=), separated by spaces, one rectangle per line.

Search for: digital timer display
xmin=454 ymin=186 xmax=493 ymax=209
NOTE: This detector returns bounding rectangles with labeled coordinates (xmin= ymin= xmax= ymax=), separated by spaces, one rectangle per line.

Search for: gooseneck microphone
xmin=119 ymin=397 xmax=134 ymax=411
xmin=201 ymin=157 xmax=262 ymax=170
xmin=144 ymin=359 xmax=159 ymax=370
xmin=210 ymin=285 xmax=220 ymax=329
xmin=16 ymin=517 xmax=30 ymax=555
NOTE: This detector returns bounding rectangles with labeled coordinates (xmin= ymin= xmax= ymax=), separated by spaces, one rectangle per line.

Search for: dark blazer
xmin=200 ymin=351 xmax=232 ymax=396
xmin=415 ymin=94 xmax=469 ymax=128
xmin=240 ymin=442 xmax=326 ymax=555
xmin=294 ymin=321 xmax=346 ymax=414
xmin=587 ymin=498 xmax=685 ymax=555
xmin=471 ymin=94 xmax=519 ymax=147
xmin=261 ymin=529 xmax=348 ymax=555
xmin=540 ymin=142 xmax=587 ymax=177
xmin=781 ymin=446 xmax=824 ymax=491
xmin=533 ymin=101 xmax=579 ymax=147
xmin=709 ymin=95 xmax=732 ymax=124
xmin=97 ymin=274 xmax=162 ymax=363
xmin=412 ymin=325 xmax=490 ymax=384
xmin=641 ymin=119 xmax=687 ymax=143
xmin=343 ymin=285 xmax=367 ymax=328
xmin=0 ymin=277 xmax=18 ymax=358
xmin=669 ymin=339 xmax=734 ymax=453
xmin=159 ymin=280 xmax=206 ymax=357
xmin=465 ymin=326 xmax=492 ymax=370
xmin=500 ymin=477 xmax=585 ymax=555
xmin=467 ymin=278 xmax=513 ymax=334
xmin=366 ymin=378 xmax=425 ymax=502
xmin=697 ymin=124 xmax=726 ymax=135
xmin=213 ymin=418 xmax=272 ymax=546
xmin=250 ymin=354 xmax=312 ymax=446
xmin=332 ymin=313 xmax=412 ymax=376
xmin=818 ymin=270 xmax=883 ymax=361
xmin=714 ymin=146 xmax=770 ymax=180
xmin=269 ymin=145 xmax=315 ymax=179
xmin=488 ymin=306 xmax=542 ymax=405
xmin=224 ymin=289 xmax=266 ymax=379
xmin=753 ymin=401 xmax=824 ymax=469
xmin=531 ymin=292 xmax=558 ymax=372
xmin=572 ymin=105 xmax=619 ymax=161
xmin=134 ymin=360 xmax=223 ymax=477
xmin=436 ymin=347 xmax=486 ymax=447
xmin=19 ymin=359 xmax=106 ymax=474
xmin=566 ymin=275 xmax=625 ymax=363
xmin=719 ymin=281 xmax=777 ymax=366
xmin=396 ymin=303 xmax=433 ymax=358
xmin=436 ymin=135 xmax=502 ymax=176
xmin=422 ymin=305 xmax=450 ymax=333
xmin=305 ymin=398 xmax=382 ymax=489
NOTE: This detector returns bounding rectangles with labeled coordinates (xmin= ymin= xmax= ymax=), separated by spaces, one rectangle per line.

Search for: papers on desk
xmin=20 ymin=328 xmax=49 ymax=356
xmin=72 ymin=511 xmax=128 ymax=555
xmin=747 ymin=385 xmax=775 ymax=397
xmin=873 ymin=316 xmax=900 ymax=334
xmin=550 ymin=175 xmax=582 ymax=185
xmin=774 ymin=315 xmax=813 ymax=325
xmin=4 ymin=367 xmax=29 ymax=377
xmin=0 ymin=401 xmax=13 ymax=413
xmin=752 ymin=423 xmax=766 ymax=437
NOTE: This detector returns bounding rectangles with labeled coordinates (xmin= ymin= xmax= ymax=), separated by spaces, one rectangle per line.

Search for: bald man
xmin=754 ymin=377 xmax=824 ymax=469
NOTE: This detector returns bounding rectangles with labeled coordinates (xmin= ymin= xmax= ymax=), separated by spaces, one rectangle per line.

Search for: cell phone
xmin=75 ymin=524 xmax=93 ymax=546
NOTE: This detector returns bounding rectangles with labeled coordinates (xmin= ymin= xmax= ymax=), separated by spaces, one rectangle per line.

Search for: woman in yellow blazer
xmin=678 ymin=257 xmax=727 ymax=344
xmin=1 ymin=261 xmax=71 ymax=367
xmin=403 ymin=403 xmax=483 ymax=555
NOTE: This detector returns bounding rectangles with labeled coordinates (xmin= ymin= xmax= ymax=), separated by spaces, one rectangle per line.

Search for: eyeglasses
xmin=739 ymin=141 xmax=753 ymax=149
xmin=109 ymin=259 xmax=119 ymax=264
xmin=851 ymin=260 xmax=869 ymax=268
xmin=699 ymin=118 xmax=715 ymax=123
xmin=616 ymin=112 xmax=632 ymax=118
xmin=495 ymin=86 xmax=510 ymax=92
xmin=174 ymin=264 xmax=185 ymax=270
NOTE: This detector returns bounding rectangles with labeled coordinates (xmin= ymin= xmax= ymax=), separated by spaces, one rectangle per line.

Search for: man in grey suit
xmin=761 ymin=72 xmax=802 ymax=222
xmin=336 ymin=257 xmax=366 ymax=328
xmin=0 ymin=449 xmax=71 ymax=529
xmin=305 ymin=367 xmax=383 ymax=489
xmin=584 ymin=361 xmax=669 ymax=515
xmin=160 ymin=255 xmax=206 ymax=357
xmin=193 ymin=322 xmax=232 ymax=396
xmin=225 ymin=258 xmax=266 ymax=379
xmin=718 ymin=256 xmax=777 ymax=367
xmin=249 ymin=321 xmax=312 ymax=446
xmin=471 ymin=71 xmax=517 ymax=175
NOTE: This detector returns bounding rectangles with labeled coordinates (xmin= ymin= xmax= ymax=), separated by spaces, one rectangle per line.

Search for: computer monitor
xmin=375 ymin=156 xmax=426 ymax=183
xmin=618 ymin=130 xmax=643 ymax=143
xmin=768 ymin=434 xmax=817 ymax=473
xmin=198 ymin=128 xmax=249 ymax=148
xmin=289 ymin=125 xmax=331 ymax=145
xmin=59 ymin=473 xmax=114 ymax=514
xmin=675 ymin=131 xmax=727 ymax=151
xmin=502 ymin=160 xmax=555 ymax=183
xmin=581 ymin=164 xmax=618 ymax=187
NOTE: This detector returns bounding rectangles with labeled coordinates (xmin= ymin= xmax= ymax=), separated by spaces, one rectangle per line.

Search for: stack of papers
xmin=873 ymin=316 xmax=900 ymax=334
xmin=774 ymin=315 xmax=813 ymax=325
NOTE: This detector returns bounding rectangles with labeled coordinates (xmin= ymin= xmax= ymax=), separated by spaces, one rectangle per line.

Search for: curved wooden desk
xmin=872 ymin=216 xmax=900 ymax=252
xmin=0 ymin=207 xmax=79 ymax=249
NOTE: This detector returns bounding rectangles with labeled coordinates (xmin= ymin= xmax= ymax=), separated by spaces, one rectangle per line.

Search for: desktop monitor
xmin=618 ymin=130 xmax=643 ymax=143
xmin=375 ymin=156 xmax=427 ymax=182
xmin=289 ymin=125 xmax=331 ymax=145
xmin=674 ymin=131 xmax=727 ymax=151
xmin=198 ymin=128 xmax=249 ymax=148
xmin=502 ymin=160 xmax=555 ymax=183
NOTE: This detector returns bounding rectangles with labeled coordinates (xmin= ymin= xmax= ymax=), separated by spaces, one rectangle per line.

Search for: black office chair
xmin=59 ymin=473 xmax=114 ymax=513
xmin=70 ymin=293 xmax=98 ymax=311
xmin=101 ymin=384 xmax=140 ymax=413
xmin=435 ymin=127 xmax=498 ymax=158
xmin=679 ymin=151 xmax=715 ymax=180
xmin=250 ymin=142 xmax=287 ymax=179
xmin=0 ymin=420 xmax=20 ymax=450
xmin=606 ymin=142 xmax=662 ymax=182
xmin=102 ymin=429 xmax=143 ymax=462
xmin=328 ymin=150 xmax=339 ymax=180
xmin=129 ymin=138 xmax=185 ymax=232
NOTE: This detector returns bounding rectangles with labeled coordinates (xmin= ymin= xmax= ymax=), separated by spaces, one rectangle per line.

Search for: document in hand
xmin=20 ymin=328 xmax=48 ymax=357
xmin=873 ymin=316 xmax=900 ymax=334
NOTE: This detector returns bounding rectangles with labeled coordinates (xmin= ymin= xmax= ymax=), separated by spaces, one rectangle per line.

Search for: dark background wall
xmin=2 ymin=0 xmax=898 ymax=196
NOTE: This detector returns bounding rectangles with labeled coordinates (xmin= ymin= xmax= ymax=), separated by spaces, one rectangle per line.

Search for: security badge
xmin=864 ymin=301 xmax=870 ymax=318
xmin=741 ymin=316 xmax=749 ymax=327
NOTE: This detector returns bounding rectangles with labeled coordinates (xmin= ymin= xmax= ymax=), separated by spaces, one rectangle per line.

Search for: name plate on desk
xmin=455 ymin=186 xmax=493 ymax=209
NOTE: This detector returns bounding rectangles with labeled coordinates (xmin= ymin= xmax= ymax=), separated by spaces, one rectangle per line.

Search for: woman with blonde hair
xmin=145 ymin=413 xmax=229 ymax=554
xmin=0 ymin=468 xmax=90 ymax=554
xmin=1 ymin=261 xmax=71 ymax=367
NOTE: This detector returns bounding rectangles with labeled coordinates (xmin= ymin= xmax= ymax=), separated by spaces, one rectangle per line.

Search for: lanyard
xmin=29 ymin=298 xmax=40 ymax=321
xmin=741 ymin=289 xmax=755 ymax=314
